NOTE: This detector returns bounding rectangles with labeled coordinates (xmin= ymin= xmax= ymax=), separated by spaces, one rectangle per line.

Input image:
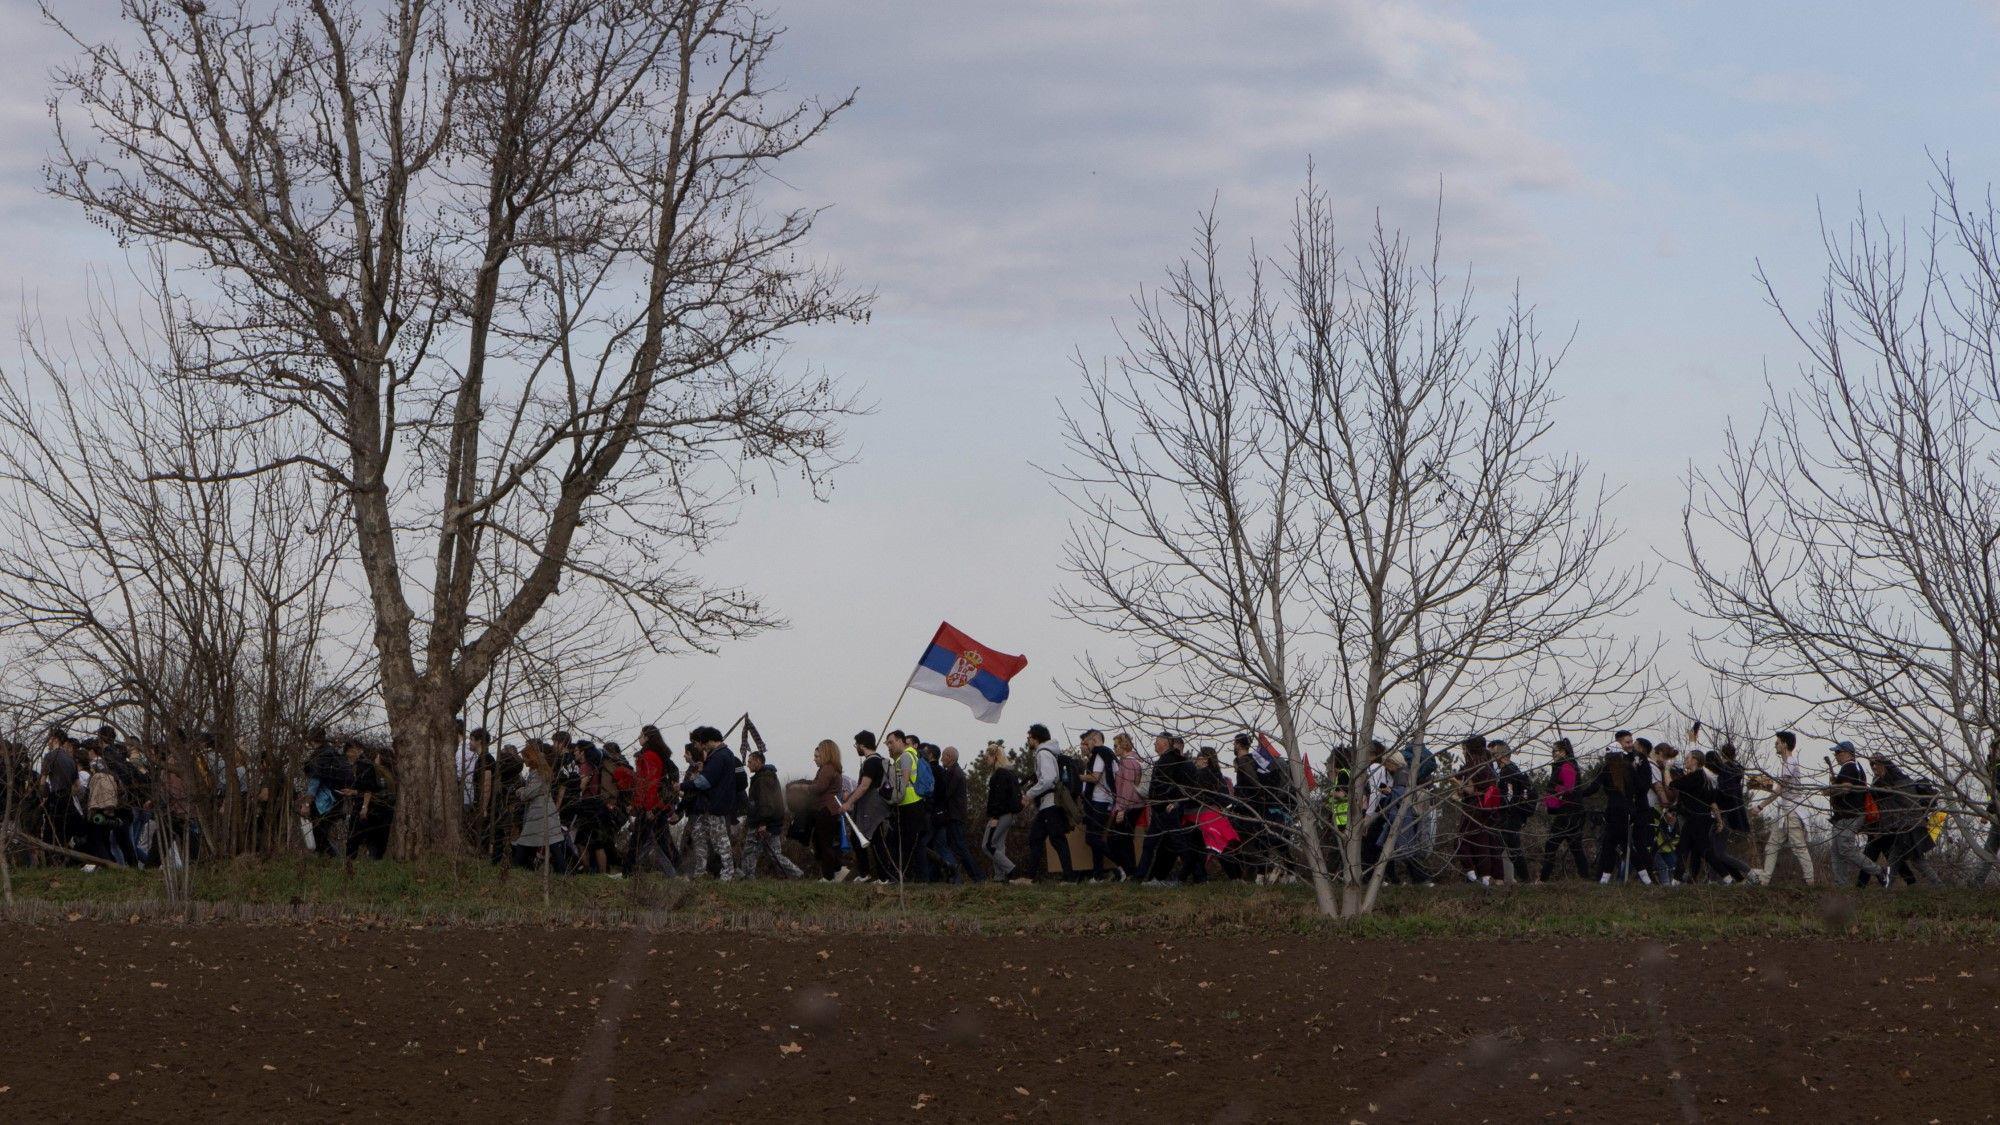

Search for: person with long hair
xmin=512 ymin=742 xmax=572 ymax=872
xmin=1537 ymin=739 xmax=1591 ymax=881
xmin=805 ymin=739 xmax=846 ymax=880
xmin=623 ymin=726 xmax=680 ymax=877
xmin=1451 ymin=737 xmax=1502 ymax=885
xmin=1668 ymin=745 xmax=1749 ymax=883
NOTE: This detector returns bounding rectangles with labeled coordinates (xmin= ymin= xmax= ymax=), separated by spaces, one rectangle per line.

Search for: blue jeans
xmin=937 ymin=820 xmax=984 ymax=882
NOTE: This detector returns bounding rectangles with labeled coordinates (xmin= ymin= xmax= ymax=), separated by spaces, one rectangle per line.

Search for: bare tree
xmin=0 ymin=282 xmax=373 ymax=858
xmin=1269 ymin=188 xmax=1649 ymax=911
xmin=1057 ymin=179 xmax=1645 ymax=916
xmin=1054 ymin=210 xmax=1338 ymax=916
xmin=1684 ymin=160 xmax=2000 ymax=872
xmin=45 ymin=0 xmax=869 ymax=854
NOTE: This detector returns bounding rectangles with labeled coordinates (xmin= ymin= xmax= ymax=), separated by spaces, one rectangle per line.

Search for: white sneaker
xmin=1464 ymin=869 xmax=1479 ymax=884
xmin=832 ymin=867 xmax=852 ymax=883
xmin=1638 ymin=870 xmax=1653 ymax=885
xmin=1599 ymin=872 xmax=1612 ymax=884
xmin=1480 ymin=875 xmax=1493 ymax=887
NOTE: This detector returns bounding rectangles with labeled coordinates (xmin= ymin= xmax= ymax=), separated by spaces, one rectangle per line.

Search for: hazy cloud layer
xmin=774 ymin=0 xmax=1574 ymax=324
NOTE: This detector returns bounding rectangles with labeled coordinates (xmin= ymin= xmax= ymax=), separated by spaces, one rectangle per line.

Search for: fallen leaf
xmin=779 ymin=1042 xmax=803 ymax=1056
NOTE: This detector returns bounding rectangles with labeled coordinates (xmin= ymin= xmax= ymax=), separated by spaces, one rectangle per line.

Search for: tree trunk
xmin=390 ymin=690 xmax=464 ymax=859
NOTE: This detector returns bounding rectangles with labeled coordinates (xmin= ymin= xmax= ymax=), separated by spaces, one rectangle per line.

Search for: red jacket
xmin=631 ymin=748 xmax=668 ymax=812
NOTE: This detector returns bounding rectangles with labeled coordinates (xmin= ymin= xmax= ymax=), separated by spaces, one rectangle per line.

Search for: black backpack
xmin=1056 ymin=752 xmax=1084 ymax=799
xmin=1904 ymin=775 xmax=1940 ymax=811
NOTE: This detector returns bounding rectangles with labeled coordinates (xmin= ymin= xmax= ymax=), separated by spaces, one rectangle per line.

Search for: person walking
xmin=1537 ymin=739 xmax=1591 ymax=881
xmin=1865 ymin=753 xmax=1940 ymax=885
xmin=884 ymin=731 xmax=930 ymax=883
xmin=1491 ymin=740 xmax=1532 ymax=883
xmin=1825 ymin=741 xmax=1888 ymax=887
xmin=1015 ymin=723 xmax=1075 ymax=884
xmin=981 ymin=740 xmax=1021 ymax=882
xmin=740 ymin=749 xmax=804 ymax=879
xmin=1588 ymin=731 xmax=1649 ymax=883
xmin=1752 ymin=730 xmax=1815 ymax=886
xmin=1140 ymin=733 xmax=1196 ymax=884
xmin=512 ymin=743 xmax=572 ymax=872
xmin=1668 ymin=748 xmax=1749 ymax=883
xmin=1106 ymin=733 xmax=1144 ymax=879
xmin=303 ymin=732 xmax=354 ymax=859
xmin=837 ymin=731 xmax=890 ymax=883
xmin=82 ymin=744 xmax=132 ymax=866
xmin=1079 ymin=729 xmax=1117 ymax=880
xmin=680 ymin=725 xmax=741 ymax=881
xmin=344 ymin=740 xmax=393 ymax=861
xmin=1451 ymin=737 xmax=1503 ymax=886
xmin=1711 ymin=742 xmax=1751 ymax=858
xmin=928 ymin=746 xmax=982 ymax=883
xmin=804 ymin=739 xmax=847 ymax=880
xmin=623 ymin=726 xmax=680 ymax=877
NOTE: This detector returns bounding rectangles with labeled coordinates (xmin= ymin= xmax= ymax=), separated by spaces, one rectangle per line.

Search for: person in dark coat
xmin=931 ymin=745 xmax=983 ymax=882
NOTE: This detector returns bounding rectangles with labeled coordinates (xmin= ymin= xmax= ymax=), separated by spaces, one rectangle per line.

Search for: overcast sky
xmin=4 ymin=2 xmax=1999 ymax=773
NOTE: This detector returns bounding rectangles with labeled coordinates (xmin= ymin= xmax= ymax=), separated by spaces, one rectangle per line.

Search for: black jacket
xmin=1670 ymin=768 xmax=1716 ymax=821
xmin=1496 ymin=761 xmax=1532 ymax=824
xmin=933 ymin=762 xmax=969 ymax=827
xmin=1148 ymin=750 xmax=1197 ymax=808
xmin=985 ymin=766 xmax=1021 ymax=819
xmin=1829 ymin=761 xmax=1870 ymax=820
xmin=1714 ymin=759 xmax=1749 ymax=830
xmin=746 ymin=764 xmax=786 ymax=831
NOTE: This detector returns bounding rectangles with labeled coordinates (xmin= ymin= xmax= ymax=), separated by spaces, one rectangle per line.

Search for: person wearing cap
xmin=1825 ymin=741 xmax=1887 ymax=887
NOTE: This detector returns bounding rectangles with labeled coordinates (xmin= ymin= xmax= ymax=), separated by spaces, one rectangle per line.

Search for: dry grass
xmin=4 ymin=858 xmax=1997 ymax=940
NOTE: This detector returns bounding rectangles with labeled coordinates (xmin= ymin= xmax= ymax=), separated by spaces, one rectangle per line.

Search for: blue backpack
xmin=914 ymin=754 xmax=936 ymax=799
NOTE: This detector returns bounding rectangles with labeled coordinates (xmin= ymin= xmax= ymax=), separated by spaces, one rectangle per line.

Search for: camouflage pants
xmin=684 ymin=813 xmax=738 ymax=881
xmin=740 ymin=829 xmax=804 ymax=879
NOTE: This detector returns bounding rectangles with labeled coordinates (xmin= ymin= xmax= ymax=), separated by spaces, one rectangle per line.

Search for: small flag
xmin=1259 ymin=730 xmax=1316 ymax=789
xmin=908 ymin=622 xmax=1027 ymax=723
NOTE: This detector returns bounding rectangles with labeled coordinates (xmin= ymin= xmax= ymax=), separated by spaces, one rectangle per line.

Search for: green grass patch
xmin=4 ymin=859 xmax=1996 ymax=940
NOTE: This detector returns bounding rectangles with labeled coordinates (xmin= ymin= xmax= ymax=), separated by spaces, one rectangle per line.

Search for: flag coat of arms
xmin=908 ymin=622 xmax=1027 ymax=723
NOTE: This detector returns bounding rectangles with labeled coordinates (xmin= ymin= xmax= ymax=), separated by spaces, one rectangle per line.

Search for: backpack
xmin=1056 ymin=752 xmax=1084 ymax=798
xmin=914 ymin=754 xmax=935 ymax=799
xmin=1905 ymin=776 xmax=1940 ymax=810
xmin=1046 ymin=748 xmax=1083 ymax=826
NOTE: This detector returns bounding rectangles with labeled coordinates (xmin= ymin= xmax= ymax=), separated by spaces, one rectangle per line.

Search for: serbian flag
xmin=1259 ymin=730 xmax=1316 ymax=789
xmin=908 ymin=622 xmax=1027 ymax=723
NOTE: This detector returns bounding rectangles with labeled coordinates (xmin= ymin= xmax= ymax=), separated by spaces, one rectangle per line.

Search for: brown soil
xmin=0 ymin=922 xmax=1994 ymax=1123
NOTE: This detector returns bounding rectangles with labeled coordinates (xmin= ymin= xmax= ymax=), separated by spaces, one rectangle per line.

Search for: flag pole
xmin=878 ymin=624 xmax=939 ymax=739
xmin=877 ymin=674 xmax=915 ymax=743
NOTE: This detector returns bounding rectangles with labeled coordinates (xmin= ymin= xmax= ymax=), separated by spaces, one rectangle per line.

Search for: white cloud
xmin=772 ymin=0 xmax=1576 ymax=325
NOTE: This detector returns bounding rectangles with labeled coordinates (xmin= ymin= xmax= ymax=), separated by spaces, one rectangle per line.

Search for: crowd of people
xmin=11 ymin=716 xmax=2000 ymax=891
